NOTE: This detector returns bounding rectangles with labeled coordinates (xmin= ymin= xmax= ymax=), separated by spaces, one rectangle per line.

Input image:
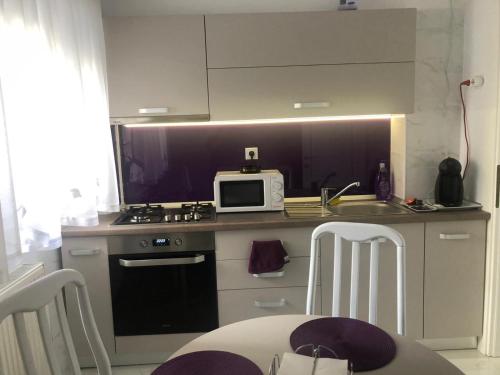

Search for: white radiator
xmin=0 ymin=263 xmax=51 ymax=375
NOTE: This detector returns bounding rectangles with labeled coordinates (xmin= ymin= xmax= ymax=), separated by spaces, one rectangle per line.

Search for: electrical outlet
xmin=245 ymin=147 xmax=259 ymax=160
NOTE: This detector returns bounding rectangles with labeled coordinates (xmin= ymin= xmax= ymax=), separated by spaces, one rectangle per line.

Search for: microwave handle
xmin=119 ymin=255 xmax=205 ymax=268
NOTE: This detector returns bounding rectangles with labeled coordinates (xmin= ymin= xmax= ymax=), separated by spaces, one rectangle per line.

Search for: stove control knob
xmin=140 ymin=240 xmax=149 ymax=248
xmin=183 ymin=213 xmax=192 ymax=221
xmin=164 ymin=214 xmax=172 ymax=222
xmin=174 ymin=214 xmax=182 ymax=222
xmin=174 ymin=238 xmax=183 ymax=246
xmin=193 ymin=212 xmax=202 ymax=221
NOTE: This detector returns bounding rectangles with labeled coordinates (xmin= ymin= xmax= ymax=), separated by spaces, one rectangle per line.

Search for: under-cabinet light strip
xmin=123 ymin=114 xmax=405 ymax=128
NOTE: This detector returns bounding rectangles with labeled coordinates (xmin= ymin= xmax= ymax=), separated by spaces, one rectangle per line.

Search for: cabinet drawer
xmin=208 ymin=63 xmax=415 ymax=121
xmin=206 ymin=9 xmax=416 ymax=68
xmin=218 ymin=287 xmax=321 ymax=326
xmin=217 ymin=257 xmax=313 ymax=290
xmin=424 ymin=221 xmax=486 ymax=338
xmin=215 ymin=227 xmax=314 ymax=260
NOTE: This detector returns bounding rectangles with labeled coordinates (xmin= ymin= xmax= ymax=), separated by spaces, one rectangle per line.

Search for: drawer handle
xmin=138 ymin=107 xmax=169 ymax=114
xmin=293 ymin=102 xmax=331 ymax=109
xmin=70 ymin=249 xmax=101 ymax=256
xmin=439 ymin=233 xmax=471 ymax=240
xmin=254 ymin=298 xmax=286 ymax=308
xmin=252 ymin=270 xmax=285 ymax=278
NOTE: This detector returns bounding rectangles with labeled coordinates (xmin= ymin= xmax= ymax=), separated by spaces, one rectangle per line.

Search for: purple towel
xmin=248 ymin=240 xmax=289 ymax=274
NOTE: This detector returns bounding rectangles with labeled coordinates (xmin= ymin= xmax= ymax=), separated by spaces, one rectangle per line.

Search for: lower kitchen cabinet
xmin=320 ymin=223 xmax=425 ymax=338
xmin=218 ymin=287 xmax=321 ymax=326
xmin=61 ymin=237 xmax=115 ymax=364
xmin=424 ymin=220 xmax=486 ymax=338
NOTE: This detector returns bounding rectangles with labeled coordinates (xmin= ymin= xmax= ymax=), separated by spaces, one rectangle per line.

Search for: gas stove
xmin=112 ymin=202 xmax=216 ymax=225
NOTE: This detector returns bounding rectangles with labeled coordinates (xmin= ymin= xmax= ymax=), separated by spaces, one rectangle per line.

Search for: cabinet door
xmin=424 ymin=221 xmax=486 ymax=338
xmin=205 ymin=9 xmax=416 ymax=68
xmin=320 ymin=223 xmax=424 ymax=339
xmin=61 ymin=237 xmax=115 ymax=364
xmin=105 ymin=16 xmax=209 ymax=118
xmin=208 ymin=63 xmax=415 ymax=120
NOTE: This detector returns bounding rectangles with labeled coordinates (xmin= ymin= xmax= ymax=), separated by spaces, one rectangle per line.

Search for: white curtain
xmin=0 ymin=0 xmax=119 ymax=266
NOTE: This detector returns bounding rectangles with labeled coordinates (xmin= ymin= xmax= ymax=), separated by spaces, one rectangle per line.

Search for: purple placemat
xmin=290 ymin=317 xmax=396 ymax=372
xmin=152 ymin=350 xmax=263 ymax=375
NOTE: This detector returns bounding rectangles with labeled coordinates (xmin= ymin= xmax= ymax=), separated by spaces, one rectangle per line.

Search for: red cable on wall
xmin=460 ymin=79 xmax=471 ymax=179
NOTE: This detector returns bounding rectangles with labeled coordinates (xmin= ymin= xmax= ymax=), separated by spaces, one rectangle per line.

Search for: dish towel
xmin=248 ymin=240 xmax=289 ymax=274
xmin=277 ymin=353 xmax=348 ymax=375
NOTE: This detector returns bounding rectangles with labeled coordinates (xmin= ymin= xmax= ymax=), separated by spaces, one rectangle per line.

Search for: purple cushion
xmin=290 ymin=317 xmax=396 ymax=372
xmin=248 ymin=240 xmax=289 ymax=274
xmin=152 ymin=350 xmax=263 ymax=375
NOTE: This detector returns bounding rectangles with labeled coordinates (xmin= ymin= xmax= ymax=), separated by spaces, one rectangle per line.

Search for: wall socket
xmin=245 ymin=147 xmax=259 ymax=160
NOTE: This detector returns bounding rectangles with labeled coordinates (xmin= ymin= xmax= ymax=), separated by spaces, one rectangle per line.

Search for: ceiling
xmin=101 ymin=0 xmax=458 ymax=17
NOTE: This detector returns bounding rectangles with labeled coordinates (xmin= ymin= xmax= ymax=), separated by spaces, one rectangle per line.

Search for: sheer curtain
xmin=0 ymin=0 xmax=119 ymax=272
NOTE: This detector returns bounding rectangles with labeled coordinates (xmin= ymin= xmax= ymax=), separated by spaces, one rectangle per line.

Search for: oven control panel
xmin=107 ymin=232 xmax=215 ymax=255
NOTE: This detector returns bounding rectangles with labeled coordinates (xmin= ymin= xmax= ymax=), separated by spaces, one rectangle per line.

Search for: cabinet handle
xmin=138 ymin=107 xmax=169 ymax=114
xmin=70 ymin=249 xmax=101 ymax=256
xmin=252 ymin=270 xmax=285 ymax=278
xmin=293 ymin=102 xmax=331 ymax=109
xmin=439 ymin=233 xmax=471 ymax=240
xmin=254 ymin=298 xmax=286 ymax=308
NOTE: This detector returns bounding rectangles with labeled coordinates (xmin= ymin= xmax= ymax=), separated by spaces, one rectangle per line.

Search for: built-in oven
xmin=108 ymin=232 xmax=218 ymax=336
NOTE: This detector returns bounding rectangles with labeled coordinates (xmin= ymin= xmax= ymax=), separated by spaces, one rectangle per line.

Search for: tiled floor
xmin=81 ymin=350 xmax=500 ymax=374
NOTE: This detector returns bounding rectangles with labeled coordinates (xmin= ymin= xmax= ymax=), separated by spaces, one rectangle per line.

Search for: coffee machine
xmin=435 ymin=157 xmax=464 ymax=207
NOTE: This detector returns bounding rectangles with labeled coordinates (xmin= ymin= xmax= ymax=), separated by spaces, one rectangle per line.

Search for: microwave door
xmin=219 ymin=180 xmax=265 ymax=208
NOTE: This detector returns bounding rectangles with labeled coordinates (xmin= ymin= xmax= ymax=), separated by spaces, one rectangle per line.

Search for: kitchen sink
xmin=285 ymin=200 xmax=410 ymax=218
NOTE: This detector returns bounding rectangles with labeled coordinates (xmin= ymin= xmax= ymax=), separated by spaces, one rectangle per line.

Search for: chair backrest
xmin=0 ymin=269 xmax=111 ymax=375
xmin=306 ymin=222 xmax=406 ymax=335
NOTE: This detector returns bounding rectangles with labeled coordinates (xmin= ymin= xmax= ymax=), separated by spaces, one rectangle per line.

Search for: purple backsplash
xmin=118 ymin=120 xmax=390 ymax=204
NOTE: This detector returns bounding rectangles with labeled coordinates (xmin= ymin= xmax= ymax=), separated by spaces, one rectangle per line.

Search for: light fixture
xmin=123 ymin=114 xmax=404 ymax=128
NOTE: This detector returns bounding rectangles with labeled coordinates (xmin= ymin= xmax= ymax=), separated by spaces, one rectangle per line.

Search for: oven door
xmin=109 ymin=250 xmax=218 ymax=336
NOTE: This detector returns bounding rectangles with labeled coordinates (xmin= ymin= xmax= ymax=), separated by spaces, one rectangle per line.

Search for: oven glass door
xmin=219 ymin=180 xmax=265 ymax=207
xmin=109 ymin=250 xmax=218 ymax=336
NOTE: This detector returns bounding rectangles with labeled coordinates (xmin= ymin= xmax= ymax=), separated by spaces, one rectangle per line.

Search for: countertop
xmin=61 ymin=204 xmax=490 ymax=237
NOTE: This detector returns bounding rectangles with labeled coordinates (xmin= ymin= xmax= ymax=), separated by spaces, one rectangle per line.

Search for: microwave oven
xmin=213 ymin=170 xmax=285 ymax=213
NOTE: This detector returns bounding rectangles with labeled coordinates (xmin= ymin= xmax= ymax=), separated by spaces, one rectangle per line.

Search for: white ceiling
xmin=101 ymin=0 xmax=460 ymax=17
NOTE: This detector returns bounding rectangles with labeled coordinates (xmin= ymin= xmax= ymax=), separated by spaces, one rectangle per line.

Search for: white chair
xmin=306 ymin=222 xmax=406 ymax=335
xmin=0 ymin=269 xmax=111 ymax=375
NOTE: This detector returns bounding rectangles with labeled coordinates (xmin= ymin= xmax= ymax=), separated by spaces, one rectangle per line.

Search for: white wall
xmin=462 ymin=0 xmax=500 ymax=357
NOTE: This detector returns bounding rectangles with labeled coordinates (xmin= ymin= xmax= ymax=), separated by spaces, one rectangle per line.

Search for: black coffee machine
xmin=435 ymin=157 xmax=464 ymax=207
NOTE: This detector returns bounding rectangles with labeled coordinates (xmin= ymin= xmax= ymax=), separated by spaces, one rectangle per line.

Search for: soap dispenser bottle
xmin=375 ymin=161 xmax=391 ymax=201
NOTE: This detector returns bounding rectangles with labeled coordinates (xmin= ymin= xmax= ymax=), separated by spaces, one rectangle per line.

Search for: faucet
xmin=321 ymin=181 xmax=361 ymax=207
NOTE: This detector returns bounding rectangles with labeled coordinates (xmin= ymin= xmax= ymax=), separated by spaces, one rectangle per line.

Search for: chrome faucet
xmin=321 ymin=181 xmax=361 ymax=207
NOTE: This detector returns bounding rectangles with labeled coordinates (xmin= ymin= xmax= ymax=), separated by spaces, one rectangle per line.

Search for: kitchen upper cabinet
xmin=205 ymin=9 xmax=416 ymax=68
xmin=208 ymin=62 xmax=415 ymax=120
xmin=424 ymin=220 xmax=486 ymax=339
xmin=320 ymin=223 xmax=425 ymax=339
xmin=105 ymin=16 xmax=209 ymax=119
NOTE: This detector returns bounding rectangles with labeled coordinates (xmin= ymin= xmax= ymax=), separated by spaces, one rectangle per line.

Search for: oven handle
xmin=119 ymin=255 xmax=205 ymax=268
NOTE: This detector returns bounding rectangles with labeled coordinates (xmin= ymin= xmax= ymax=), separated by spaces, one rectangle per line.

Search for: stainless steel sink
xmin=285 ymin=200 xmax=409 ymax=218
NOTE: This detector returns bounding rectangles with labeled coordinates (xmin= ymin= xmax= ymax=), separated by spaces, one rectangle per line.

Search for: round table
xmin=171 ymin=315 xmax=464 ymax=375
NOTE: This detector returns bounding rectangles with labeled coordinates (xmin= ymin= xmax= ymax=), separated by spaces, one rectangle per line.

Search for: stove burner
xmin=112 ymin=202 xmax=215 ymax=225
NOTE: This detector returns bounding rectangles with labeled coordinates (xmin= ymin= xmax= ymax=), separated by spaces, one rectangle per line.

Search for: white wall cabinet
xmin=105 ymin=16 xmax=209 ymax=119
xmin=205 ymin=9 xmax=416 ymax=68
xmin=424 ymin=220 xmax=486 ymax=338
xmin=208 ymin=62 xmax=415 ymax=120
